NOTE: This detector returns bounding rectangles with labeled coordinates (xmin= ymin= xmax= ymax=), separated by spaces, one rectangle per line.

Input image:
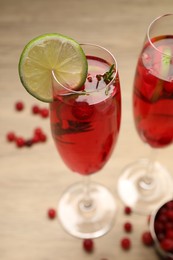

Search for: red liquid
xmin=133 ymin=35 xmax=173 ymax=148
xmin=50 ymin=56 xmax=121 ymax=175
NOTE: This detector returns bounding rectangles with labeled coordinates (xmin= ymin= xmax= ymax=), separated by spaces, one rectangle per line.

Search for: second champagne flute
xmin=118 ymin=14 xmax=173 ymax=215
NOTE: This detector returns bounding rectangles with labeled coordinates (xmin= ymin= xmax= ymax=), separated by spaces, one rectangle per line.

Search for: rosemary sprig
xmin=95 ymin=64 xmax=115 ymax=89
xmin=87 ymin=64 xmax=115 ymax=89
xmin=103 ymin=64 xmax=115 ymax=84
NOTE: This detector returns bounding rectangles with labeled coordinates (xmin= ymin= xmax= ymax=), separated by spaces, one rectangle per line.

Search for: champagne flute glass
xmin=118 ymin=14 xmax=173 ymax=215
xmin=50 ymin=44 xmax=121 ymax=238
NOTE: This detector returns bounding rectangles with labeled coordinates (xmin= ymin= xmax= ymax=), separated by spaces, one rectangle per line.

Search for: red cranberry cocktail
xmin=50 ymin=55 xmax=121 ymax=175
xmin=134 ymin=35 xmax=173 ymax=148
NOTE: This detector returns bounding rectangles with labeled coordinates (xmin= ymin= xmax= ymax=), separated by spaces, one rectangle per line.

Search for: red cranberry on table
xmin=25 ymin=139 xmax=34 ymax=147
xmin=15 ymin=137 xmax=25 ymax=148
xmin=33 ymin=128 xmax=47 ymax=142
xmin=83 ymin=239 xmax=94 ymax=253
xmin=32 ymin=105 xmax=40 ymax=114
xmin=40 ymin=108 xmax=49 ymax=118
xmin=32 ymin=135 xmax=40 ymax=144
xmin=124 ymin=222 xmax=133 ymax=233
xmin=39 ymin=133 xmax=47 ymax=142
xmin=124 ymin=206 xmax=132 ymax=215
xmin=34 ymin=127 xmax=43 ymax=135
xmin=7 ymin=103 xmax=49 ymax=149
xmin=6 ymin=132 xmax=16 ymax=142
xmin=47 ymin=208 xmax=56 ymax=219
xmin=142 ymin=231 xmax=154 ymax=246
xmin=120 ymin=237 xmax=131 ymax=250
xmin=15 ymin=101 xmax=24 ymax=111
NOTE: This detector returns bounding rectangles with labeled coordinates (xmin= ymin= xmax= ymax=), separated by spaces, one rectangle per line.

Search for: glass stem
xmin=140 ymin=149 xmax=158 ymax=189
xmin=82 ymin=175 xmax=93 ymax=209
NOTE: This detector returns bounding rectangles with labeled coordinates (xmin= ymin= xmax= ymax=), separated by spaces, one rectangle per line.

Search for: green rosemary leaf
xmin=103 ymin=64 xmax=115 ymax=84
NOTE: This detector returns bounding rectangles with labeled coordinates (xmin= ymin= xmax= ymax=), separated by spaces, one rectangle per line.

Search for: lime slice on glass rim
xmin=18 ymin=33 xmax=88 ymax=102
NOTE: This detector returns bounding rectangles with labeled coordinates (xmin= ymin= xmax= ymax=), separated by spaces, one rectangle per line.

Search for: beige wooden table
xmin=1 ymin=0 xmax=173 ymax=259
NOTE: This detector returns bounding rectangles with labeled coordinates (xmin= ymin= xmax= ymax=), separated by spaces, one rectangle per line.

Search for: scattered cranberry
xmin=120 ymin=237 xmax=131 ymax=250
xmin=32 ymin=135 xmax=40 ymax=144
xmin=47 ymin=208 xmax=56 ymax=219
xmin=142 ymin=231 xmax=154 ymax=246
xmin=124 ymin=222 xmax=132 ymax=233
xmin=32 ymin=105 xmax=49 ymax=118
xmin=33 ymin=128 xmax=47 ymax=142
xmin=15 ymin=101 xmax=24 ymax=111
xmin=39 ymin=133 xmax=47 ymax=142
xmin=7 ymin=103 xmax=48 ymax=149
xmin=83 ymin=239 xmax=94 ymax=253
xmin=124 ymin=206 xmax=132 ymax=215
xmin=32 ymin=105 xmax=40 ymax=114
xmin=7 ymin=128 xmax=47 ymax=149
xmin=6 ymin=132 xmax=16 ymax=142
xmin=34 ymin=127 xmax=43 ymax=138
xmin=40 ymin=108 xmax=49 ymax=118
xmin=25 ymin=139 xmax=33 ymax=147
xmin=15 ymin=137 xmax=25 ymax=148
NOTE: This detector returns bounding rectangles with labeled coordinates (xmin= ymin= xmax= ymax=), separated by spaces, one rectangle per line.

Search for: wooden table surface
xmin=1 ymin=0 xmax=173 ymax=259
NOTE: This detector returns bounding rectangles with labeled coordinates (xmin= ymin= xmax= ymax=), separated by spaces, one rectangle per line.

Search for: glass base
xmin=58 ymin=181 xmax=116 ymax=239
xmin=117 ymin=158 xmax=173 ymax=215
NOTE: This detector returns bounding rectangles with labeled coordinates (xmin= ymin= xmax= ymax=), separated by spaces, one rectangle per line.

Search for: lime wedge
xmin=18 ymin=33 xmax=88 ymax=102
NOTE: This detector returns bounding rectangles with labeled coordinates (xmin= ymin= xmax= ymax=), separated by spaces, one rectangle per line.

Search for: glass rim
xmin=52 ymin=43 xmax=118 ymax=96
xmin=147 ymin=13 xmax=173 ymax=57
